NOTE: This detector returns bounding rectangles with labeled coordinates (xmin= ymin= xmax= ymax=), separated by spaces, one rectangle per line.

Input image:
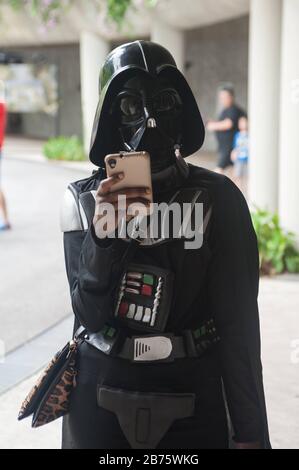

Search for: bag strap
xmin=74 ymin=325 xmax=87 ymax=340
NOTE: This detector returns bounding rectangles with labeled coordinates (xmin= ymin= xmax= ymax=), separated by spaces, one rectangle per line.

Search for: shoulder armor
xmin=60 ymin=185 xmax=96 ymax=233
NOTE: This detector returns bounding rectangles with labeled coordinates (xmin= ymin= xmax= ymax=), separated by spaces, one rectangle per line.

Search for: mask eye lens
xmin=153 ymin=90 xmax=181 ymax=113
xmin=120 ymin=95 xmax=142 ymax=119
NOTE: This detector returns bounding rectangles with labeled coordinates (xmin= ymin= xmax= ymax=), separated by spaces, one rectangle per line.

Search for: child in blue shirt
xmin=231 ymin=116 xmax=249 ymax=193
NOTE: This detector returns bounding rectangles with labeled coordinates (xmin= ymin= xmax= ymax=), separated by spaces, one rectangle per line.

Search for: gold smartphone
xmin=105 ymin=152 xmax=153 ymax=211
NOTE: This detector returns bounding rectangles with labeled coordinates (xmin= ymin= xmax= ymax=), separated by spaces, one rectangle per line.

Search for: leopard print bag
xmin=18 ymin=337 xmax=82 ymax=428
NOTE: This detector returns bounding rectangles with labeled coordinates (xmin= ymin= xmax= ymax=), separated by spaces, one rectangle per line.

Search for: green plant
xmin=43 ymin=135 xmax=86 ymax=161
xmin=1 ymin=0 xmax=73 ymax=28
xmin=106 ymin=0 xmax=157 ymax=26
xmin=106 ymin=0 xmax=132 ymax=25
xmin=251 ymin=208 xmax=299 ymax=275
xmin=0 ymin=0 xmax=158 ymax=28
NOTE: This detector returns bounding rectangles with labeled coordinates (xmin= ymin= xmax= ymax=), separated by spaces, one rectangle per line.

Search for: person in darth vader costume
xmin=61 ymin=41 xmax=271 ymax=449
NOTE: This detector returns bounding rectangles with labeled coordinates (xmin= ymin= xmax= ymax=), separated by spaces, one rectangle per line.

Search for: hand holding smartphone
xmin=104 ymin=151 xmax=153 ymax=204
xmin=93 ymin=152 xmax=153 ymax=239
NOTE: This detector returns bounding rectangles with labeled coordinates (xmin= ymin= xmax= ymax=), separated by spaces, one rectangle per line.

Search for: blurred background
xmin=0 ymin=0 xmax=298 ymax=449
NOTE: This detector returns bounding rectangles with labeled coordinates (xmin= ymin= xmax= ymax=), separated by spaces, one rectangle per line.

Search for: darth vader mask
xmin=89 ymin=40 xmax=205 ymax=184
xmin=111 ymin=73 xmax=183 ymax=172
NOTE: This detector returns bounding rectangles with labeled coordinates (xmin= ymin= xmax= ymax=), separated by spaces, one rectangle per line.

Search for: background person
xmin=0 ymin=84 xmax=11 ymax=231
xmin=207 ymin=84 xmax=246 ymax=175
xmin=231 ymin=116 xmax=249 ymax=194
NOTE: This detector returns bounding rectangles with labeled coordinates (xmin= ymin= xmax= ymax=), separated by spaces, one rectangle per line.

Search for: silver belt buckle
xmin=133 ymin=335 xmax=173 ymax=362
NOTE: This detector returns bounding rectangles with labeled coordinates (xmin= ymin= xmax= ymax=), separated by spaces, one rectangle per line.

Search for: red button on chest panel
xmin=118 ymin=301 xmax=129 ymax=317
xmin=141 ymin=285 xmax=152 ymax=296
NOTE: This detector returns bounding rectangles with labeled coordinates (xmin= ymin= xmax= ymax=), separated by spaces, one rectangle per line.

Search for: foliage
xmin=0 ymin=0 xmax=158 ymax=28
xmin=1 ymin=0 xmax=73 ymax=28
xmin=106 ymin=0 xmax=132 ymax=25
xmin=43 ymin=135 xmax=86 ymax=161
xmin=106 ymin=0 xmax=157 ymax=25
xmin=251 ymin=207 xmax=299 ymax=275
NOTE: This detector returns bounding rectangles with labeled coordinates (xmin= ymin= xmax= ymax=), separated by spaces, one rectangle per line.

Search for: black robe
xmin=61 ymin=164 xmax=271 ymax=449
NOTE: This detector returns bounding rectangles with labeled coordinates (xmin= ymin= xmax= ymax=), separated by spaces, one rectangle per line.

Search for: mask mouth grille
xmin=147 ymin=118 xmax=157 ymax=129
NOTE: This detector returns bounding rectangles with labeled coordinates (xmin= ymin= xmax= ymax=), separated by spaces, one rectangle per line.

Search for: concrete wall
xmin=2 ymin=44 xmax=82 ymax=140
xmin=185 ymin=15 xmax=249 ymax=152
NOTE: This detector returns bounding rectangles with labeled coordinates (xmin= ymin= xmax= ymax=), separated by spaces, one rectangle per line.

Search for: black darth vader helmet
xmin=89 ymin=40 xmax=205 ymax=169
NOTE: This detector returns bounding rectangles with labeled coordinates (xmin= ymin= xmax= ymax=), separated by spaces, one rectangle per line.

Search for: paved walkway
xmin=0 ymin=137 xmax=298 ymax=449
xmin=0 ymin=148 xmax=87 ymax=353
xmin=259 ymin=275 xmax=299 ymax=449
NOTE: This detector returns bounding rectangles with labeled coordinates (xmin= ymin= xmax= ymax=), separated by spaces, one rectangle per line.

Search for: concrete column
xmin=80 ymin=31 xmax=110 ymax=154
xmin=279 ymin=0 xmax=299 ymax=242
xmin=248 ymin=0 xmax=282 ymax=212
xmin=151 ymin=18 xmax=185 ymax=72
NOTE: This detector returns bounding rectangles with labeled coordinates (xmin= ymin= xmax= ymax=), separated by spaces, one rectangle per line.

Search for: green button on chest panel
xmin=143 ymin=274 xmax=154 ymax=285
xmin=114 ymin=263 xmax=174 ymax=333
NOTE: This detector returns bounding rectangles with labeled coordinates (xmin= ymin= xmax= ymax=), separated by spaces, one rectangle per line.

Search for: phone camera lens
xmin=109 ymin=159 xmax=117 ymax=169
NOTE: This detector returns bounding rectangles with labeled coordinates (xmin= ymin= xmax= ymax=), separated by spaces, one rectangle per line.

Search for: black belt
xmin=119 ymin=334 xmax=186 ymax=363
xmin=76 ymin=319 xmax=220 ymax=364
